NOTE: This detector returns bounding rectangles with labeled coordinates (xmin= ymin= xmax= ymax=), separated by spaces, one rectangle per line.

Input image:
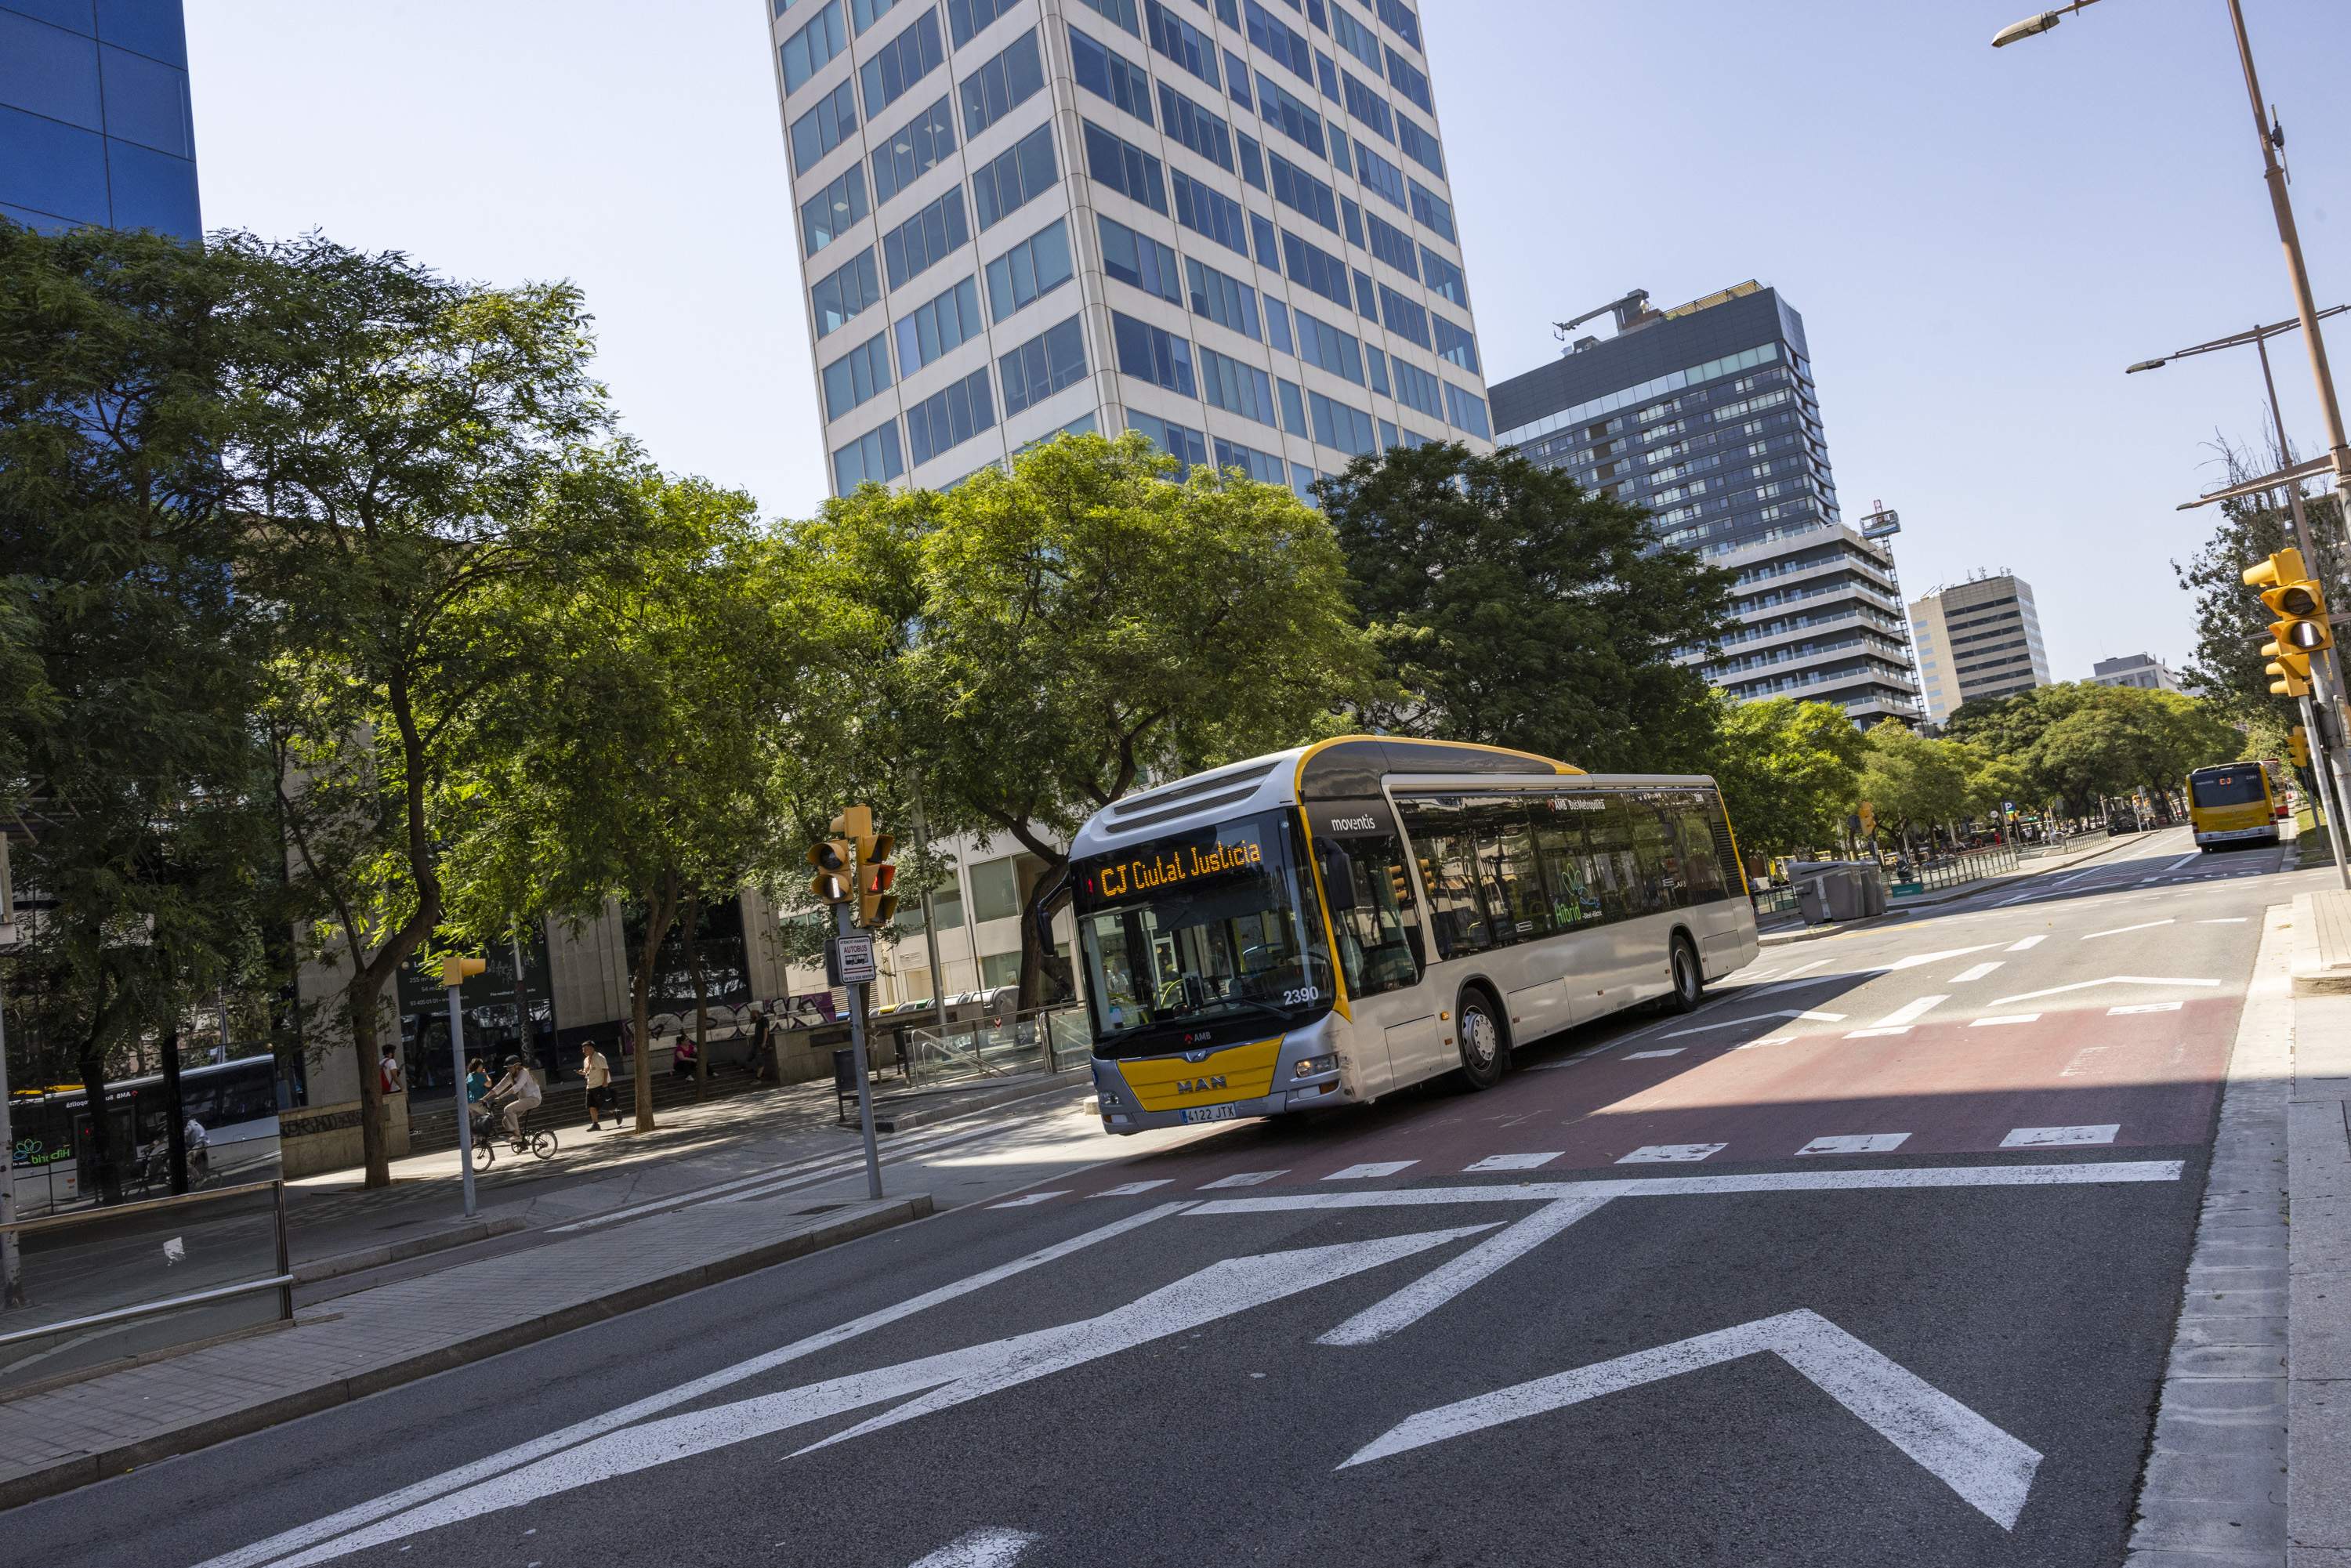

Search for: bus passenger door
xmin=1313 ymin=817 xmax=1436 ymax=1095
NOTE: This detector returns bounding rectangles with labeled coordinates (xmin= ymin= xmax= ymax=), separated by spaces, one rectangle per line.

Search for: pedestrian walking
xmin=379 ymin=1045 xmax=404 ymax=1097
xmin=749 ymin=1005 xmax=773 ymax=1079
xmin=581 ymin=1041 xmax=612 ymax=1132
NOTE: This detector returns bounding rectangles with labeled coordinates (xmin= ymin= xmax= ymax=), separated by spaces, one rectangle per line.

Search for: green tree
xmin=1704 ymin=695 xmax=1867 ymax=862
xmin=1856 ymin=721 xmax=1970 ymax=851
xmin=231 ymin=234 xmax=626 ymax=1184
xmin=1317 ymin=440 xmax=1734 ymax=773
xmin=0 ymin=223 xmax=283 ymax=1203
xmin=877 ymin=432 xmax=1373 ymax=1003
xmin=441 ymin=472 xmax=799 ymax=1132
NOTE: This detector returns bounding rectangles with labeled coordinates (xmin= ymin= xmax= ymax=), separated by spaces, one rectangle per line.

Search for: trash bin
xmin=1859 ymin=865 xmax=1888 ymax=916
xmin=1797 ymin=875 xmax=1832 ymax=925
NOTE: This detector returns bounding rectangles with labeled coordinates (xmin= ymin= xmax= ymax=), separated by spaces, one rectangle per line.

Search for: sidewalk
xmin=0 ymin=1191 xmax=929 ymax=1510
xmin=1755 ymin=829 xmax=2154 ymax=946
xmin=2285 ymin=891 xmax=2351 ymax=1562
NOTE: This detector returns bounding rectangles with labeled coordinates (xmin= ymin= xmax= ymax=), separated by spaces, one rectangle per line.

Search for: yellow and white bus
xmin=2186 ymin=761 xmax=2287 ymax=850
xmin=1070 ymin=737 xmax=1760 ymax=1135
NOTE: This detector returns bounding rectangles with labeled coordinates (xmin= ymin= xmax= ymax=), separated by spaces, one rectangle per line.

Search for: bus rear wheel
xmin=1454 ymin=991 xmax=1505 ymax=1091
xmin=1665 ymin=936 xmax=1704 ymax=1015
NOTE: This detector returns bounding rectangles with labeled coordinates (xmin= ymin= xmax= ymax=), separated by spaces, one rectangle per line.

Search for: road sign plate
xmin=832 ymin=933 xmax=878 ymax=984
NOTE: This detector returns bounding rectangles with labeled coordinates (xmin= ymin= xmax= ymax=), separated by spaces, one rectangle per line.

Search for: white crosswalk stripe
xmin=1323 ymin=1161 xmax=1416 ymax=1182
xmin=1796 ymin=1133 xmax=1911 ymax=1156
xmin=1617 ymin=1144 xmax=1726 ymax=1164
xmin=1198 ymin=1170 xmax=1288 ymax=1190
xmin=1465 ymin=1153 xmax=1563 ymax=1173
xmin=2001 ymin=1124 xmax=2120 ymax=1148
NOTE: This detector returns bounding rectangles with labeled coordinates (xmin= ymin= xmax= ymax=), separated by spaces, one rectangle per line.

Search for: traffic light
xmin=807 ymin=835 xmax=853 ymax=904
xmin=2291 ymin=726 xmax=2313 ymax=769
xmin=439 ymin=954 xmax=486 ymax=989
xmin=858 ymin=841 xmax=898 ymax=929
xmin=2246 ymin=547 xmax=2334 ymax=697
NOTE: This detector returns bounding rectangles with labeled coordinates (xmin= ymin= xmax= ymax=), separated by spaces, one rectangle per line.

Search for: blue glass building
xmin=1491 ymin=283 xmax=1923 ymax=726
xmin=0 ymin=0 xmax=199 ymax=238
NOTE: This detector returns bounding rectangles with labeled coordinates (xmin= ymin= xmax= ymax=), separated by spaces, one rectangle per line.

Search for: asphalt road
xmin=5 ymin=827 xmax=2319 ymax=1568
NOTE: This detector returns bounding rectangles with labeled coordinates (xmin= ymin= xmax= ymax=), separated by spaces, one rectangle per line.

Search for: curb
xmin=0 ymin=1195 xmax=932 ymax=1512
xmin=290 ymin=1214 xmax=530 ymax=1287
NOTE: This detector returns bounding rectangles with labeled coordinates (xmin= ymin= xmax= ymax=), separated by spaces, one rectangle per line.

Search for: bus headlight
xmin=1293 ymin=1054 xmax=1337 ymax=1079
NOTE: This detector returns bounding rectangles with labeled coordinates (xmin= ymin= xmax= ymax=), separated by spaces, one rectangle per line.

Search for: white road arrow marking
xmin=1798 ymin=1133 xmax=1911 ymax=1156
xmin=261 ymin=1226 xmax=1502 ymax=1564
xmin=1617 ymin=1143 xmax=1725 ymax=1164
xmin=1338 ymin=1307 xmax=2044 ymax=1530
xmin=2001 ymin=1125 xmax=2119 ymax=1148
xmin=906 ymin=1529 xmax=1042 ymax=1567
xmin=1317 ymin=1197 xmax=1611 ymax=1346
xmin=200 ymin=1203 xmax=1195 ymax=1568
xmin=2083 ymin=919 xmax=2175 ymax=940
xmin=1986 ymin=976 xmax=2221 ymax=1007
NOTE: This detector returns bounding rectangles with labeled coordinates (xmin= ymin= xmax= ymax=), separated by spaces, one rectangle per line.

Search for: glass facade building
xmin=1910 ymin=573 xmax=2053 ymax=722
xmin=0 ymin=0 xmax=200 ymax=238
xmin=1490 ymin=282 xmax=1922 ymax=726
xmin=766 ymin=0 xmax=1492 ymax=499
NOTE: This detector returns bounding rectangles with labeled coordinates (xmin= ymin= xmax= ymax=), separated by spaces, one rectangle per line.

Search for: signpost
xmin=442 ymin=955 xmax=487 ymax=1219
xmin=828 ymin=919 xmax=885 ymax=1200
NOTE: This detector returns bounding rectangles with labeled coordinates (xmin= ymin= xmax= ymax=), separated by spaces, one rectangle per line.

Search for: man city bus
xmin=1070 ymin=737 xmax=1760 ymax=1134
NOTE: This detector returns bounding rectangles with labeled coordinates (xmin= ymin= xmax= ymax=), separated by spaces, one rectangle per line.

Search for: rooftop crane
xmin=1553 ymin=288 xmax=1660 ymax=352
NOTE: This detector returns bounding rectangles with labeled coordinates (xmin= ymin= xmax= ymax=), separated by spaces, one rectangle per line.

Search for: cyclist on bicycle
xmin=487 ymin=1055 xmax=542 ymax=1144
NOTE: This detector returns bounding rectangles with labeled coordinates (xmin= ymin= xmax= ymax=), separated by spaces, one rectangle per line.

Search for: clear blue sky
xmin=186 ymin=0 xmax=2351 ymax=686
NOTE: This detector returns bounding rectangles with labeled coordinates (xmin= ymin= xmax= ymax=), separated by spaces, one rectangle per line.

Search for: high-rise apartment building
xmin=1489 ymin=282 xmax=1922 ymax=726
xmin=1908 ymin=573 xmax=2053 ymax=722
xmin=766 ymin=0 xmax=1494 ymax=499
xmin=2092 ymin=652 xmax=2184 ymax=695
xmin=1 ymin=0 xmax=200 ymax=238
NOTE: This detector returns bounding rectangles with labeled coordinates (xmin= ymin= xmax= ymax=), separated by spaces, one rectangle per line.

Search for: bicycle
xmin=469 ymin=1101 xmax=559 ymax=1171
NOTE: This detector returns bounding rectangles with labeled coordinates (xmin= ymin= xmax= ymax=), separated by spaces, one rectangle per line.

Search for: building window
xmin=1389 ymin=356 xmax=1443 ymax=420
xmin=790 ymin=80 xmax=860 ymax=175
xmin=895 ymin=273 xmax=984 ymax=374
xmin=1293 ymin=307 xmax=1364 ymax=384
xmin=985 ymin=217 xmax=1074 ymax=322
xmin=870 ymin=94 xmax=955 ymax=205
xmin=970 ymin=121 xmax=1056 ymax=230
xmin=1185 ymin=256 xmax=1262 ymax=341
xmin=1408 ymin=176 xmax=1453 ymax=239
xmin=905 ymin=366 xmax=997 ymax=467
xmin=1353 ymin=141 xmax=1407 ymax=211
xmin=832 ymin=419 xmax=904 ymax=494
xmin=1433 ymin=313 xmax=1478 ymax=373
xmin=1144 ymin=0 xmax=1220 ymax=89
xmin=947 ymin=0 xmax=1019 ymax=45
xmin=1111 ymin=311 xmax=1196 ymax=396
xmin=1082 ymin=118 xmax=1168 ymax=212
xmin=1098 ymin=213 xmax=1182 ymax=303
xmin=1281 ymin=227 xmax=1353 ymax=310
xmin=852 ymin=0 xmax=902 ymax=34
xmin=1128 ymin=409 xmax=1208 ymax=473
xmin=1214 ymin=436 xmax=1288 ymax=484
xmin=1378 ymin=285 xmax=1429 ymax=347
xmin=811 ymin=246 xmax=882 ymax=339
xmin=860 ymin=8 xmax=944 ymax=120
xmin=1332 ymin=4 xmax=1382 ymax=71
xmin=1270 ymin=151 xmax=1339 ymax=234
xmin=1394 ymin=110 xmax=1443 ymax=177
xmin=781 ymin=1 xmax=848 ymax=95
xmin=1310 ymin=390 xmax=1377 ymax=455
xmin=1197 ymin=344 xmax=1279 ymax=427
xmin=1420 ymin=247 xmax=1465 ymax=305
xmin=1171 ymin=168 xmax=1248 ymax=255
xmin=1074 ymin=0 xmax=1140 ymax=36
xmin=799 ymin=166 xmax=871 ymax=257
xmin=820 ymin=331 xmax=893 ymax=421
xmin=1444 ymin=381 xmax=1490 ymax=439
xmin=1255 ymin=73 xmax=1325 ymax=157
xmin=1383 ymin=44 xmax=1431 ymax=113
xmin=1340 ymin=71 xmax=1393 ymax=141
xmin=1244 ymin=0 xmax=1315 ymax=85
xmin=881 ymin=187 xmax=970 ymax=289
xmin=1070 ymin=24 xmax=1154 ymax=125
xmin=998 ymin=314 xmax=1088 ymax=417
xmin=1366 ymin=212 xmax=1418 ymax=277
xmin=1375 ymin=0 xmax=1421 ymax=51
xmin=960 ymin=27 xmax=1044 ymax=137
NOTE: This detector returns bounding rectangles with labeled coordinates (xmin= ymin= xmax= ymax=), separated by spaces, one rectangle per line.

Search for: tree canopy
xmin=1704 ymin=696 xmax=1866 ymax=860
xmin=1317 ymin=441 xmax=1733 ymax=773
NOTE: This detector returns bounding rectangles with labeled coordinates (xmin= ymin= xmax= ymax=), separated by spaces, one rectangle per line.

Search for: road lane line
xmin=2006 ymin=935 xmax=2045 ymax=951
xmin=1324 ymin=1162 xmax=1415 ymax=1182
xmin=1625 ymin=1048 xmax=1686 ymax=1059
xmin=1843 ymin=1027 xmax=1912 ymax=1039
xmin=1873 ymin=994 xmax=1949 ymax=1027
xmin=1950 ymin=961 xmax=2003 ymax=983
xmin=1199 ymin=1170 xmax=1287 ymax=1190
xmin=905 ymin=1529 xmax=1043 ymax=1568
xmin=988 ymin=1191 xmax=1069 ymax=1209
xmin=1733 ymin=1035 xmax=1799 ymax=1048
xmin=2164 ymin=852 xmax=2201 ymax=871
xmin=1316 ymin=1195 xmax=1610 ymax=1345
xmin=1092 ymin=1180 xmax=1175 ymax=1197
xmin=1465 ymin=1152 xmax=1563 ymax=1172
xmin=2197 ymin=918 xmax=2249 ymax=924
xmin=1797 ymin=1133 xmax=1911 ymax=1156
xmin=1988 ymin=976 xmax=2222 ymax=1006
xmin=2083 ymin=919 xmax=2176 ymax=940
xmin=2108 ymin=1001 xmax=2183 ymax=1015
xmin=1970 ymin=1014 xmax=2041 ymax=1027
xmin=1663 ymin=1008 xmax=1846 ymax=1038
xmin=1775 ymin=958 xmax=1830 ymax=980
xmin=2000 ymin=1124 xmax=2120 ymax=1148
xmin=1617 ymin=1144 xmax=1726 ymax=1164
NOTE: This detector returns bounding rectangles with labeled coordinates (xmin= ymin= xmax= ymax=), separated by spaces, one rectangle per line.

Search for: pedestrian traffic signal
xmin=858 ymin=849 xmax=898 ymax=929
xmin=808 ymin=836 xmax=853 ymax=904
xmin=439 ymin=954 xmax=486 ymax=989
xmin=2291 ymin=726 xmax=2313 ymax=769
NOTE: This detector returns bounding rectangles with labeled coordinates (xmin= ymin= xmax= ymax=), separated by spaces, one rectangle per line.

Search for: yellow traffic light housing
xmin=859 ymin=855 xmax=898 ymax=929
xmin=2291 ymin=726 xmax=2313 ymax=769
xmin=439 ymin=954 xmax=486 ymax=989
xmin=808 ymin=837 xmax=853 ymax=903
xmin=2247 ymin=546 xmax=2333 ymax=654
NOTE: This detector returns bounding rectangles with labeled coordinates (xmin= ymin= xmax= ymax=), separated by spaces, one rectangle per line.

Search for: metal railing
xmin=0 ymin=1179 xmax=291 ymax=1391
xmin=1884 ymin=840 xmax=2021 ymax=894
xmin=899 ymin=1002 xmax=1092 ymax=1090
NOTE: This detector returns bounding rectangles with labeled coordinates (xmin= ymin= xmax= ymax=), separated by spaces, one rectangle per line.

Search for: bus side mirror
xmin=1320 ymin=846 xmax=1360 ymax=911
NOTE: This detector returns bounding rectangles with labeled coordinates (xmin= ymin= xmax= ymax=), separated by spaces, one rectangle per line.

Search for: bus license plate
xmin=1182 ymin=1104 xmax=1239 ymax=1124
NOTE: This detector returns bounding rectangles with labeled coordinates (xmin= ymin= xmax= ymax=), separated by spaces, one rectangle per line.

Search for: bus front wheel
xmin=1455 ymin=991 xmax=1506 ymax=1091
xmin=1665 ymin=936 xmax=1704 ymax=1015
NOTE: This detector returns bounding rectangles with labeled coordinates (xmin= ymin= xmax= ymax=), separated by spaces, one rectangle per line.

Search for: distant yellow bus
xmin=2187 ymin=762 xmax=2285 ymax=850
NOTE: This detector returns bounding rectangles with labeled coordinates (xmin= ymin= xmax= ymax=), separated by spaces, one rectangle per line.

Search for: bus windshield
xmin=2190 ymin=770 xmax=2268 ymax=808
xmin=1071 ymin=809 xmax=1335 ymax=1058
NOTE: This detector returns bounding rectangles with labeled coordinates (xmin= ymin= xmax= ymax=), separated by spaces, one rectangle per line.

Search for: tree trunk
xmin=161 ymin=1023 xmax=188 ymax=1196
xmin=683 ymin=887 xmax=708 ymax=1099
xmin=75 ymin=1034 xmax=121 ymax=1207
xmin=346 ymin=971 xmax=389 ymax=1186
xmin=629 ymin=871 xmax=680 ymax=1133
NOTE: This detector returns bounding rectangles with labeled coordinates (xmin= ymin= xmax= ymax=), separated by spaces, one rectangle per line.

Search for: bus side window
xmin=1325 ymin=834 xmax=1423 ymax=997
xmin=1533 ymin=809 xmax=1598 ymax=926
xmin=1628 ymin=799 xmax=1686 ymax=911
xmin=1585 ymin=799 xmax=1638 ymax=922
xmin=1470 ymin=800 xmax=1549 ymax=943
xmin=1415 ymin=823 xmax=1494 ymax=959
xmin=1673 ymin=793 xmax=1730 ymax=903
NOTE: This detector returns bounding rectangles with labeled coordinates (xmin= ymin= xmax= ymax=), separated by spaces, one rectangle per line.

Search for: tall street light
xmin=2131 ymin=309 xmax=2351 ymax=883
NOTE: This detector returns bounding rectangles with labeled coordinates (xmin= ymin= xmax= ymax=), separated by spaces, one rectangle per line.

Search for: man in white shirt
xmin=581 ymin=1041 xmax=612 ymax=1132
xmin=487 ymin=1056 xmax=542 ymax=1143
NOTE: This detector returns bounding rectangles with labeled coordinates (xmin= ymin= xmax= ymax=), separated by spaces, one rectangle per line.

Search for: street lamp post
xmin=2130 ymin=306 xmax=2351 ymax=885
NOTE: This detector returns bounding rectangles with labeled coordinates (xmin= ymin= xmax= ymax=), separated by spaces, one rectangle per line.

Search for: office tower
xmin=1908 ymin=573 xmax=2054 ymax=722
xmin=1488 ymin=282 xmax=1922 ymax=726
xmin=766 ymin=0 xmax=1494 ymax=499
xmin=2092 ymin=652 xmax=2184 ymax=695
xmin=1 ymin=0 xmax=200 ymax=238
